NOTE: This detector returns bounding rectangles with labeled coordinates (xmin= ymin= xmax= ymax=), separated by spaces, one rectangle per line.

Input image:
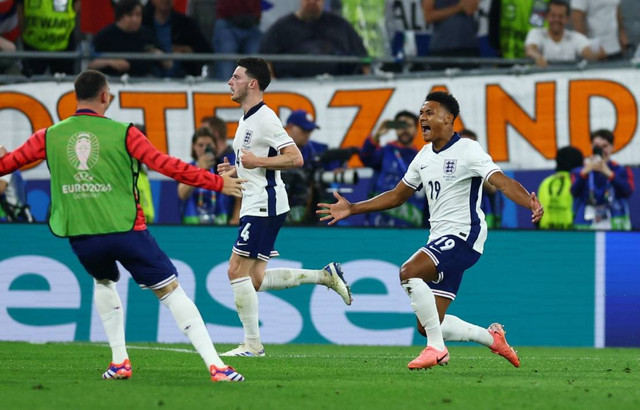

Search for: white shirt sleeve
xmin=0 ymin=174 xmax=11 ymax=183
xmin=466 ymin=142 xmax=501 ymax=180
xmin=262 ymin=116 xmax=295 ymax=151
xmin=570 ymin=0 xmax=587 ymax=12
xmin=524 ymin=28 xmax=544 ymax=48
xmin=570 ymin=30 xmax=591 ymax=55
xmin=402 ymin=147 xmax=424 ymax=191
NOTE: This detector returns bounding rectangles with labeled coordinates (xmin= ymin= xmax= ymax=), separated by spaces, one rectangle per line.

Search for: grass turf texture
xmin=1 ymin=342 xmax=639 ymax=410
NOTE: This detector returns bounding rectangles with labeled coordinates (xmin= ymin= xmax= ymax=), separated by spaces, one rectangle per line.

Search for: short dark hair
xmin=395 ymin=110 xmax=419 ymax=125
xmin=555 ymin=146 xmax=584 ymax=172
xmin=590 ymin=129 xmax=614 ymax=145
xmin=237 ymin=57 xmax=271 ymax=91
xmin=459 ymin=129 xmax=478 ymax=141
xmin=190 ymin=127 xmax=215 ymax=161
xmin=115 ymin=0 xmax=141 ymax=21
xmin=74 ymin=70 xmax=108 ymax=101
xmin=425 ymin=91 xmax=460 ymax=121
xmin=201 ymin=116 xmax=228 ymax=142
xmin=546 ymin=0 xmax=570 ymax=16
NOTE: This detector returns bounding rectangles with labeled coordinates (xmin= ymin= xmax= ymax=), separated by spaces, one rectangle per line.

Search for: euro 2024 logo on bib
xmin=67 ymin=131 xmax=99 ymax=181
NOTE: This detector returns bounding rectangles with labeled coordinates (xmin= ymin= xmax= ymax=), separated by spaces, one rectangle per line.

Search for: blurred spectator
xmin=570 ymin=0 xmax=628 ymax=60
xmin=258 ymin=0 xmax=370 ymax=78
xmin=200 ymin=115 xmax=234 ymax=162
xmin=570 ymin=129 xmax=634 ymax=230
xmin=524 ymin=0 xmax=605 ymax=67
xmin=341 ymin=0 xmax=387 ymax=58
xmin=0 ymin=0 xmax=20 ymax=74
xmin=537 ymin=146 xmax=583 ymax=229
xmin=281 ymin=109 xmax=325 ymax=224
xmin=488 ymin=0 xmax=549 ymax=58
xmin=17 ymin=0 xmax=79 ymax=76
xmin=142 ymin=0 xmax=212 ymax=78
xmin=133 ymin=124 xmax=155 ymax=223
xmin=422 ymin=0 xmax=480 ymax=69
xmin=280 ymin=109 xmax=357 ymax=224
xmin=0 ymin=0 xmax=19 ymax=42
xmin=89 ymin=0 xmax=170 ymax=77
xmin=621 ymin=0 xmax=640 ymax=55
xmin=384 ymin=0 xmax=430 ymax=72
xmin=211 ymin=0 xmax=262 ymax=81
xmin=358 ymin=110 xmax=424 ymax=227
xmin=199 ymin=115 xmax=240 ymax=224
xmin=459 ymin=128 xmax=502 ymax=228
xmin=79 ymin=0 xmax=114 ymax=35
xmin=177 ymin=127 xmax=236 ymax=225
xmin=0 ymin=146 xmax=33 ymax=222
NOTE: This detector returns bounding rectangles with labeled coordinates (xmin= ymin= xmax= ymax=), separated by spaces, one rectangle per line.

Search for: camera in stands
xmin=316 ymin=169 xmax=359 ymax=185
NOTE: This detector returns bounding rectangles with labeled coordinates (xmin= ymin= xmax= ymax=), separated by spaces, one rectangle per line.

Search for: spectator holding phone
xmin=570 ymin=129 xmax=634 ymax=230
xmin=177 ymin=127 xmax=234 ymax=225
xmin=359 ymin=110 xmax=424 ymax=227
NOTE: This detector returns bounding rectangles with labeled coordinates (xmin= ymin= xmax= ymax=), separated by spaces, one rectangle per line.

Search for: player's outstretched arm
xmin=317 ymin=191 xmax=352 ymax=225
xmin=489 ymin=172 xmax=544 ymax=224
xmin=0 ymin=130 xmax=46 ymax=176
xmin=317 ymin=181 xmax=415 ymax=225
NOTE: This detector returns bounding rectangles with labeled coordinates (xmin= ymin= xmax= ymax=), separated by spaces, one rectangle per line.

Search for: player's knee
xmin=399 ymin=263 xmax=418 ymax=282
xmin=153 ymin=280 xmax=179 ymax=299
xmin=227 ymin=259 xmax=241 ymax=278
xmin=95 ymin=278 xmax=114 ymax=286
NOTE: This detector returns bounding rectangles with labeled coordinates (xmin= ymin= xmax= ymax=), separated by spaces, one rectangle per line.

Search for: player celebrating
xmin=318 ymin=91 xmax=543 ymax=369
xmin=217 ymin=57 xmax=352 ymax=357
xmin=0 ymin=70 xmax=246 ymax=382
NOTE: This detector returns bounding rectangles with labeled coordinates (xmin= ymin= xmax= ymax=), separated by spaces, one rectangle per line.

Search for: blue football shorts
xmin=69 ymin=229 xmax=178 ymax=289
xmin=419 ymin=234 xmax=481 ymax=300
xmin=232 ymin=213 xmax=287 ymax=262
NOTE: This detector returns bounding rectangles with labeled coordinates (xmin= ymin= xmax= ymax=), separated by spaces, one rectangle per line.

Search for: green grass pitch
xmin=1 ymin=342 xmax=639 ymax=410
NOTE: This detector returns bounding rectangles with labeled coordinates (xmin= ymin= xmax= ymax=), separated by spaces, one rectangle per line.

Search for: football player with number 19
xmin=318 ymin=91 xmax=544 ymax=370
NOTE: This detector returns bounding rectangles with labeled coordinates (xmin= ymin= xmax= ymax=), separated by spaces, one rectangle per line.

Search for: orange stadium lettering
xmin=1 ymin=82 xmax=637 ymax=167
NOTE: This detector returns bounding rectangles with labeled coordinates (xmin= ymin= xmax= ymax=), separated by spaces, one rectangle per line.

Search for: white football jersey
xmin=232 ymin=102 xmax=296 ymax=217
xmin=402 ymin=135 xmax=501 ymax=253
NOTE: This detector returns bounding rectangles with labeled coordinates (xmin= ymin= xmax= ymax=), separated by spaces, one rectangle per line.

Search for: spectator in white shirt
xmin=525 ymin=0 xmax=605 ymax=67
xmin=570 ymin=0 xmax=628 ymax=60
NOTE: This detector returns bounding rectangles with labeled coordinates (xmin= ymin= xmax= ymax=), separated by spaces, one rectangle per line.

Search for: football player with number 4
xmin=217 ymin=57 xmax=352 ymax=358
xmin=318 ymin=91 xmax=544 ymax=370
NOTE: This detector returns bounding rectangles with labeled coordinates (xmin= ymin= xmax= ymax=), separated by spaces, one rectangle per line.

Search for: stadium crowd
xmin=0 ymin=0 xmax=638 ymax=230
xmin=1 ymin=0 xmax=640 ymax=78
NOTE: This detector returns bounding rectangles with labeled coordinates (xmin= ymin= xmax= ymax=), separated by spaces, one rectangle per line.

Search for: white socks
xmin=441 ymin=314 xmax=494 ymax=347
xmin=161 ymin=285 xmax=225 ymax=368
xmin=401 ymin=278 xmax=445 ymax=350
xmin=230 ymin=277 xmax=262 ymax=350
xmin=94 ymin=280 xmax=129 ymax=364
xmin=258 ymin=268 xmax=329 ymax=291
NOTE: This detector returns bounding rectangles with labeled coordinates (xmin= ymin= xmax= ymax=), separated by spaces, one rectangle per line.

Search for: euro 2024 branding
xmin=62 ymin=131 xmax=112 ymax=197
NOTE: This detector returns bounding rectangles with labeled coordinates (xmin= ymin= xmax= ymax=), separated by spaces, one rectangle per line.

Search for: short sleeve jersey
xmin=232 ymin=102 xmax=296 ymax=218
xmin=524 ymin=27 xmax=591 ymax=61
xmin=402 ymin=134 xmax=501 ymax=253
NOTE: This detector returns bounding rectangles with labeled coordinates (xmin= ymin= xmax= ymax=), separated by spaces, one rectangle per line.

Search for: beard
xmin=398 ymin=132 xmax=414 ymax=146
xmin=231 ymin=87 xmax=248 ymax=103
